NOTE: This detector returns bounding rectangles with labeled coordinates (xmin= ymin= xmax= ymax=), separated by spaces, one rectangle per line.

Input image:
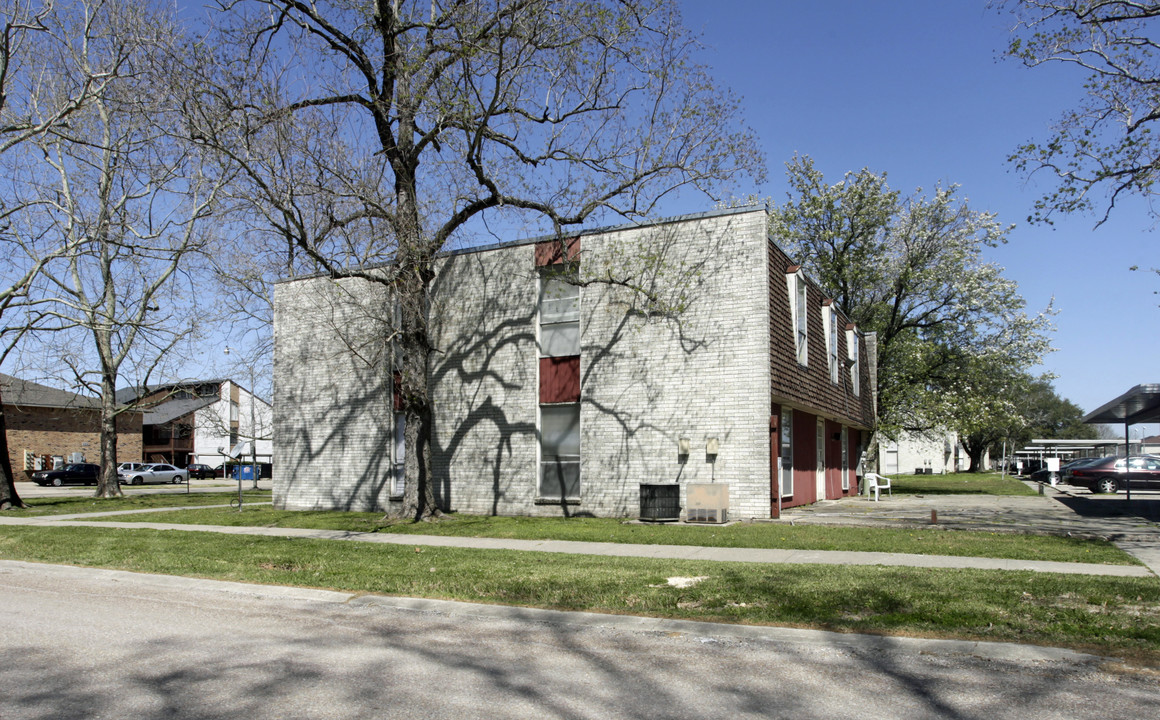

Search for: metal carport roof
xmin=1081 ymin=384 xmax=1160 ymax=503
xmin=1082 ymin=384 xmax=1160 ymax=424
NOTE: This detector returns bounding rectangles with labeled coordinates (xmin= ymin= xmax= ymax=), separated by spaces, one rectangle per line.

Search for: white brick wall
xmin=429 ymin=244 xmax=540 ymax=513
xmin=577 ymin=211 xmax=771 ymax=518
xmin=273 ymin=275 xmax=396 ymax=510
xmin=273 ymin=208 xmax=774 ymax=518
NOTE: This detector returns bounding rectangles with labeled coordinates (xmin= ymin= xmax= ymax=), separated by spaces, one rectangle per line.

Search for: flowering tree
xmin=769 ymin=156 xmax=1054 ymax=458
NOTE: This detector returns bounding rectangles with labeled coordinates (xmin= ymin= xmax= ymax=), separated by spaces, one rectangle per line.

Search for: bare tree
xmin=196 ymin=0 xmax=763 ymax=519
xmin=13 ymin=1 xmax=229 ymax=497
xmin=998 ymin=1 xmax=1160 ymax=224
xmin=0 ymin=0 xmax=136 ymax=509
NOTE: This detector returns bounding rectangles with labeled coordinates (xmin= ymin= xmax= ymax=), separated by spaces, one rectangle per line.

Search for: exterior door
xmin=884 ymin=440 xmax=899 ymax=475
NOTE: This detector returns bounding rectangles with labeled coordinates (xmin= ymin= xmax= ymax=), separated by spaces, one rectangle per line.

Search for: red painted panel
xmin=792 ymin=409 xmax=816 ymax=504
xmin=534 ymin=236 xmax=581 ymax=266
xmin=539 ymin=356 xmax=580 ymax=403
xmin=826 ymin=419 xmax=841 ymax=499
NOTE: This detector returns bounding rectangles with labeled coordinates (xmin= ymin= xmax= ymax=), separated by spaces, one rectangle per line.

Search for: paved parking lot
xmin=779 ymin=482 xmax=1160 ymax=541
xmin=13 ymin=478 xmax=267 ymax=500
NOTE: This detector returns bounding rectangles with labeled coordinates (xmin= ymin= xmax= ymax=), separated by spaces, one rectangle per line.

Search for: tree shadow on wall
xmin=276 ymin=277 xmax=396 ymax=511
xmin=572 ymin=219 xmax=743 ymax=515
xmin=429 ymin=250 xmax=538 ymax=515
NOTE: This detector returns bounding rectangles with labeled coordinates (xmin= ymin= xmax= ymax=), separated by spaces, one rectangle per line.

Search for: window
xmin=539 ymin=276 xmax=580 ymax=357
xmin=540 ymin=404 xmax=580 ymax=498
xmin=841 ymin=426 xmax=849 ymax=490
xmin=787 ymin=272 xmax=808 ymax=366
xmin=780 ymin=408 xmax=793 ymax=497
xmin=538 ymin=272 xmax=581 ymax=499
xmin=847 ymin=328 xmax=860 ymax=396
xmin=230 ymin=400 xmax=239 ymax=422
xmin=824 ymin=304 xmax=839 ymax=384
xmin=392 ymin=414 xmax=406 ymax=496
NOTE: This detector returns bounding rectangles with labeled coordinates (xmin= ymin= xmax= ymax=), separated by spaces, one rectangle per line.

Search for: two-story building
xmin=115 ymin=379 xmax=273 ymax=470
xmin=2 ymin=373 xmax=143 ymax=479
xmin=273 ymin=207 xmax=875 ymax=518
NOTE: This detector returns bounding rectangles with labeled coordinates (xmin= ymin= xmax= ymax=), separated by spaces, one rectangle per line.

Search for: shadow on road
xmin=1053 ymin=495 xmax=1160 ymax=522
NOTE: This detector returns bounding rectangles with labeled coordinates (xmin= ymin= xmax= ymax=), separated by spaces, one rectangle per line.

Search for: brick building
xmin=1 ymin=374 xmax=143 ymax=481
xmin=273 ymin=207 xmax=875 ymax=518
xmin=116 ymin=380 xmax=273 ymax=469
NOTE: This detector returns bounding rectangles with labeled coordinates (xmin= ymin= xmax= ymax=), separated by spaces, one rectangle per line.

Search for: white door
xmin=884 ymin=440 xmax=899 ymax=475
xmin=816 ymin=418 xmax=826 ymax=501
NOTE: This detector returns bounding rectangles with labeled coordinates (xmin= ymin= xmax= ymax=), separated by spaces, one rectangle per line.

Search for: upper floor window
xmin=846 ymin=327 xmax=860 ymax=397
xmin=539 ymin=275 xmax=579 ymax=357
xmin=824 ymin=302 xmax=839 ymax=384
xmin=787 ymin=271 xmax=808 ymax=366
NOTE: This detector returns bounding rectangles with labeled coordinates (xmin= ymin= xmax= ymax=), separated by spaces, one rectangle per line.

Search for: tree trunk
xmin=385 ymin=148 xmax=442 ymax=520
xmin=964 ymin=441 xmax=985 ymax=474
xmin=0 ymin=390 xmax=28 ymax=510
xmin=94 ymin=372 xmax=123 ymax=497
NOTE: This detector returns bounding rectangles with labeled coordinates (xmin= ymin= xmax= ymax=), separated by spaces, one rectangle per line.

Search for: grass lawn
xmin=1 ymin=524 xmax=1157 ymax=664
xmin=890 ymin=472 xmax=1037 ymax=496
xmin=15 ymin=496 xmax=1136 ymax=565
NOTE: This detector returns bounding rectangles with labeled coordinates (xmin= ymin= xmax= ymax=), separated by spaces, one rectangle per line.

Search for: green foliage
xmin=768 ymin=156 xmax=1054 ymax=438
xmin=999 ymin=1 xmax=1160 ymax=224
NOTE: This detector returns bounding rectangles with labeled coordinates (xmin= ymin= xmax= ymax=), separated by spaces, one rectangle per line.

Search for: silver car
xmin=117 ymin=463 xmax=188 ymax=485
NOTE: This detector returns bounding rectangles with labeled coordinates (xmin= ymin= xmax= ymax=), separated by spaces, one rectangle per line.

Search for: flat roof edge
xmin=273 ymin=205 xmax=768 ymax=286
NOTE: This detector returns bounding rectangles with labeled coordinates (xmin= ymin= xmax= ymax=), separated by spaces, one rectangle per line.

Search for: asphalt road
xmin=3 ymin=561 xmax=1157 ymax=720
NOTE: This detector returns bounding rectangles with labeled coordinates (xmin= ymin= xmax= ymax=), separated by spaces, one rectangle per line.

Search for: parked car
xmin=1060 ymin=457 xmax=1104 ymax=483
xmin=117 ymin=463 xmax=188 ymax=485
xmin=1069 ymin=456 xmax=1160 ymax=494
xmin=117 ymin=462 xmax=149 ymax=474
xmin=31 ymin=463 xmax=99 ymax=487
xmin=1028 ymin=467 xmax=1059 ymax=486
xmin=186 ymin=463 xmax=216 ymax=480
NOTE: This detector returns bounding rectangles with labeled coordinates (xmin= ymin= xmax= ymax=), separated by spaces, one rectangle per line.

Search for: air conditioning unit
xmin=69 ymin=452 xmax=85 ymax=463
xmin=639 ymin=483 xmax=681 ymax=522
xmin=686 ymin=483 xmax=729 ymax=523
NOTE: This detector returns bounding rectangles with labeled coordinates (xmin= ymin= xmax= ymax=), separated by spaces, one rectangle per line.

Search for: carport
xmin=1081 ymin=383 xmax=1160 ymax=503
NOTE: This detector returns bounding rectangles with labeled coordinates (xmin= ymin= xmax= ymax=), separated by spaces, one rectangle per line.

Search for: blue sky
xmin=678 ymin=0 xmax=1157 ymax=416
xmin=127 ymin=1 xmax=1152 ymax=422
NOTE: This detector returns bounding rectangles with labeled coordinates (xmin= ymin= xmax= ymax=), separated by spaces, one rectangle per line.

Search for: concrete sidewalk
xmin=1 ymin=511 xmax=1154 ymax=578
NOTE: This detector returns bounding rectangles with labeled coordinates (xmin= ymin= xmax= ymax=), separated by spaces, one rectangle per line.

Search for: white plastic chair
xmin=863 ymin=472 xmax=892 ymax=501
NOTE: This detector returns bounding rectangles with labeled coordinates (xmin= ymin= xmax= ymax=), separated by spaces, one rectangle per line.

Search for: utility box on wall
xmin=686 ymin=483 xmax=729 ymax=523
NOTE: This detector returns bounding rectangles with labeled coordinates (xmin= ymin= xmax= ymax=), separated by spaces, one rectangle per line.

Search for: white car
xmin=117 ymin=463 xmax=188 ymax=485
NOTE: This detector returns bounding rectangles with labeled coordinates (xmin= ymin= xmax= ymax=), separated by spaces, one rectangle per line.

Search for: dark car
xmin=1060 ymin=457 xmax=1105 ymax=484
xmin=186 ymin=464 xmax=216 ymax=480
xmin=31 ymin=463 xmax=99 ymax=487
xmin=1070 ymin=456 xmax=1160 ymax=494
xmin=1028 ymin=467 xmax=1059 ymax=486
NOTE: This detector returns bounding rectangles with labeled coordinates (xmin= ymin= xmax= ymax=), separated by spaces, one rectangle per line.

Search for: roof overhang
xmin=1082 ymin=384 xmax=1160 ymax=424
